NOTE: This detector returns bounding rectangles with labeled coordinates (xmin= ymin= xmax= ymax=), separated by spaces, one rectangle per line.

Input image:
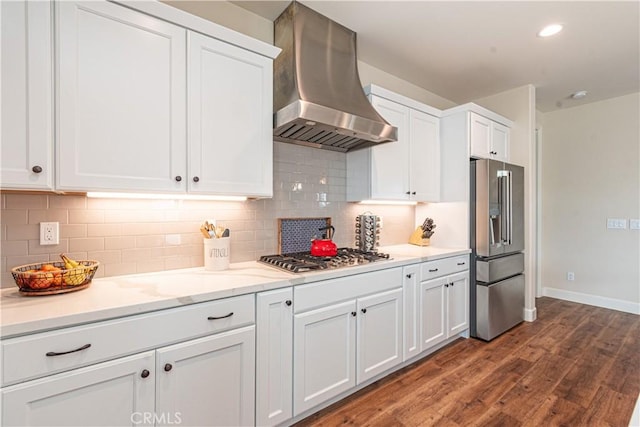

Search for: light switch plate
xmin=630 ymin=219 xmax=640 ymax=230
xmin=607 ymin=218 xmax=627 ymax=229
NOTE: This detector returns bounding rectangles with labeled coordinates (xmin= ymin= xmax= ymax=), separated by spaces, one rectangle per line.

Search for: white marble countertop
xmin=0 ymin=245 xmax=469 ymax=338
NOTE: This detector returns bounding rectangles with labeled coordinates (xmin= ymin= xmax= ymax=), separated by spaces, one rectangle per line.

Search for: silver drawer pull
xmin=46 ymin=343 xmax=91 ymax=357
xmin=428 ymin=268 xmax=438 ymax=272
xmin=207 ymin=312 xmax=234 ymax=320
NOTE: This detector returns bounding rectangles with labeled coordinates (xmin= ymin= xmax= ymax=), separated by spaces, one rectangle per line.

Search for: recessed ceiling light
xmin=538 ymin=24 xmax=563 ymax=37
xmin=570 ymin=90 xmax=588 ymax=99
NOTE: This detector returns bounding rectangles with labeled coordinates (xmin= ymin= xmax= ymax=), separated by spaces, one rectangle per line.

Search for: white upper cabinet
xmin=409 ymin=109 xmax=441 ymax=201
xmin=54 ymin=0 xmax=278 ymax=197
xmin=347 ymin=85 xmax=440 ymax=202
xmin=440 ymin=104 xmax=512 ymax=202
xmin=56 ymin=0 xmax=187 ymax=193
xmin=469 ymin=111 xmax=510 ymax=162
xmin=365 ymin=96 xmax=410 ymax=199
xmin=1 ymin=1 xmax=53 ymax=190
xmin=188 ymin=32 xmax=273 ymax=197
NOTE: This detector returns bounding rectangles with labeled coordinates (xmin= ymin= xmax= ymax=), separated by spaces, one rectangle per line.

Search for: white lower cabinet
xmin=402 ymin=264 xmax=421 ymax=361
xmin=356 ymin=288 xmax=403 ymax=383
xmin=156 ymin=326 xmax=255 ymax=427
xmin=256 ymin=288 xmax=293 ymax=426
xmin=292 ymin=268 xmax=403 ymax=416
xmin=1 ymin=295 xmax=255 ymax=427
xmin=420 ymin=272 xmax=469 ymax=350
xmin=404 ymin=255 xmax=470 ymax=359
xmin=2 ymin=351 xmax=155 ymax=427
xmin=293 ymin=299 xmax=357 ymax=415
xmin=1 ymin=257 xmax=470 ymax=427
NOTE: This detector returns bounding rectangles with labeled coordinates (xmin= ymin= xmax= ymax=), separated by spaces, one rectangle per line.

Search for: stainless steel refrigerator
xmin=470 ymin=159 xmax=525 ymax=341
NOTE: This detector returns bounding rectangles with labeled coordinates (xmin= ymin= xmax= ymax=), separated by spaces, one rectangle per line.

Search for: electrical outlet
xmin=630 ymin=219 xmax=640 ymax=230
xmin=567 ymin=272 xmax=575 ymax=281
xmin=40 ymin=222 xmax=59 ymax=245
xmin=607 ymin=218 xmax=627 ymax=229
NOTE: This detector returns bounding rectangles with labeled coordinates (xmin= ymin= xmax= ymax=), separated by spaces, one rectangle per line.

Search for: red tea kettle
xmin=311 ymin=225 xmax=337 ymax=257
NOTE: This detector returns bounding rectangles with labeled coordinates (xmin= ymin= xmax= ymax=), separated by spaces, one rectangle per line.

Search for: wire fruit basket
xmin=11 ymin=261 xmax=99 ymax=296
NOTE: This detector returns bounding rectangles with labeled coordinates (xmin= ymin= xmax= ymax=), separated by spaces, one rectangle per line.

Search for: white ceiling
xmin=232 ymin=1 xmax=639 ymax=112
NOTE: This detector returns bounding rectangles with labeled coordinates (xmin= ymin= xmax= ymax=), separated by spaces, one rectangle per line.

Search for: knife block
xmin=409 ymin=227 xmax=430 ymax=246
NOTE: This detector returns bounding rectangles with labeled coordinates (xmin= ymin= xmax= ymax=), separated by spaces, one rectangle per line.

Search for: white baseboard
xmin=543 ymin=287 xmax=640 ymax=315
xmin=523 ymin=307 xmax=537 ymax=322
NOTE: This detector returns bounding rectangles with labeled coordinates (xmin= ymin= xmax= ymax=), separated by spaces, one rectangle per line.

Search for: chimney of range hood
xmin=273 ymin=2 xmax=397 ymax=152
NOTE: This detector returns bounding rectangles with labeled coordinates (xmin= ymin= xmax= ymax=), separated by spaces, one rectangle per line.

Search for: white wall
xmin=357 ymin=61 xmax=457 ymax=110
xmin=540 ymin=93 xmax=640 ymax=314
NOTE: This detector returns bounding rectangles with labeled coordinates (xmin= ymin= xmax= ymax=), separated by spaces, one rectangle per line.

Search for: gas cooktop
xmin=258 ymin=248 xmax=391 ymax=273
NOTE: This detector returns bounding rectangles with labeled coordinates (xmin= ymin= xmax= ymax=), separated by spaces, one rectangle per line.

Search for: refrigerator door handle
xmin=505 ymin=171 xmax=513 ymax=245
xmin=498 ymin=170 xmax=512 ymax=245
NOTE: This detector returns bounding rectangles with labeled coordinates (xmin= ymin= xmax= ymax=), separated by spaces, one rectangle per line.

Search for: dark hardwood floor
xmin=294 ymin=297 xmax=640 ymax=427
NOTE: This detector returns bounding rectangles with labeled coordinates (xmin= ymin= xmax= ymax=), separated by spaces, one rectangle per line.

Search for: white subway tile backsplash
xmin=60 ymin=224 xmax=88 ymax=239
xmin=104 ymin=262 xmax=137 ymax=277
xmin=2 ymin=209 xmax=28 ymax=224
xmin=4 ymin=194 xmax=48 ymax=209
xmin=87 ymin=250 xmax=122 ymax=264
xmin=87 ymin=223 xmax=122 ymax=237
xmin=121 ymin=223 xmax=166 ymax=236
xmin=28 ymin=209 xmax=69 ymax=224
xmin=121 ymin=248 xmax=153 ymax=263
xmin=68 ymin=238 xmax=104 ymax=252
xmin=28 ymin=239 xmax=69 ymax=255
xmin=135 ymin=235 xmax=166 ymax=248
xmin=69 ymin=210 xmax=105 ymax=224
xmin=1 ymin=142 xmax=415 ymax=288
xmin=6 ymin=224 xmax=39 ymax=241
xmin=104 ymin=236 xmax=136 ymax=250
xmin=49 ymin=195 xmax=87 ymax=209
xmin=2 ymin=241 xmax=29 ymax=256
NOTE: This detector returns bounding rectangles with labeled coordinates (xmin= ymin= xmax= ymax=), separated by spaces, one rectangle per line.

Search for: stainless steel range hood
xmin=273 ymin=2 xmax=397 ymax=152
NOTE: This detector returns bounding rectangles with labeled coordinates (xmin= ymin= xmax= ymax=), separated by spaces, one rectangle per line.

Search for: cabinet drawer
xmin=420 ymin=255 xmax=469 ymax=281
xmin=295 ymin=267 xmax=401 ymax=313
xmin=1 ymin=294 xmax=254 ymax=386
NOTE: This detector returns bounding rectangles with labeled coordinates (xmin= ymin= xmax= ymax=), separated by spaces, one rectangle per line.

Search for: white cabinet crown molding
xmin=111 ymin=0 xmax=281 ymax=59
xmin=365 ymin=84 xmax=442 ymax=118
xmin=441 ymin=102 xmax=513 ymax=127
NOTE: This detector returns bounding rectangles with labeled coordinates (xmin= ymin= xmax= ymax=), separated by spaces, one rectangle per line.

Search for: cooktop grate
xmin=258 ymin=248 xmax=390 ymax=273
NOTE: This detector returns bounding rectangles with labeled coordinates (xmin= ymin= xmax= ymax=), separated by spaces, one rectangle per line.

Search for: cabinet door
xmin=188 ymin=31 xmax=273 ymax=197
xmin=357 ymin=288 xmax=403 ymax=384
xmin=491 ymin=122 xmax=510 ymax=162
xmin=420 ymin=277 xmax=447 ymax=350
xmin=256 ymin=288 xmax=293 ymax=426
xmin=402 ymin=264 xmax=420 ymax=361
xmin=369 ymin=96 xmax=410 ymax=200
xmin=469 ymin=112 xmax=491 ymax=159
xmin=447 ymin=271 xmax=469 ymax=336
xmin=2 ymin=351 xmax=155 ymax=427
xmin=409 ymin=109 xmax=440 ymax=201
xmin=156 ymin=326 xmax=255 ymax=427
xmin=56 ymin=1 xmax=187 ymax=192
xmin=293 ymin=300 xmax=356 ymax=415
xmin=1 ymin=0 xmax=53 ymax=190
